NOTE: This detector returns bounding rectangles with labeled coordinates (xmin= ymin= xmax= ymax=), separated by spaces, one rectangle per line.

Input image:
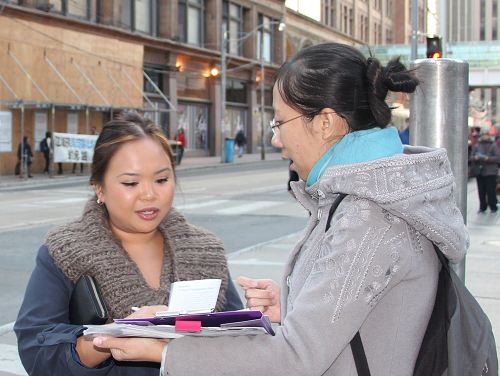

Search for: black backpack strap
xmin=324 ymin=193 xmax=372 ymax=376
xmin=325 ymin=193 xmax=348 ymax=232
xmin=351 ymin=331 xmax=371 ymax=376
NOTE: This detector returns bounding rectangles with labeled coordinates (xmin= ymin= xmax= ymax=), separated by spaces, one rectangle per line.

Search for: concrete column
xmin=166 ymin=53 xmax=178 ymax=139
xmin=247 ymin=78 xmax=257 ymax=153
xmin=209 ymin=78 xmax=221 ymax=157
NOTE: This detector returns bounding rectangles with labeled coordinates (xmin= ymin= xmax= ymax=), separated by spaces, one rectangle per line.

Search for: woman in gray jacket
xmin=92 ymin=43 xmax=469 ymax=375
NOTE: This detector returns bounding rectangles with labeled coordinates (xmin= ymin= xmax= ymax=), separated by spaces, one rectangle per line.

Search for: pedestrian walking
xmin=235 ymin=128 xmax=247 ymax=157
xmin=40 ymin=132 xmax=52 ymax=174
xmin=174 ymin=128 xmax=186 ymax=165
xmin=90 ymin=43 xmax=469 ymax=376
xmin=470 ymin=127 xmax=499 ymax=213
xmin=17 ymin=136 xmax=34 ymax=178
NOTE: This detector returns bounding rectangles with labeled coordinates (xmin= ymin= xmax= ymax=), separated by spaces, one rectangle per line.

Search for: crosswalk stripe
xmin=176 ymin=199 xmax=230 ymax=211
xmin=215 ymin=201 xmax=281 ymax=215
xmin=0 ymin=344 xmax=27 ymax=375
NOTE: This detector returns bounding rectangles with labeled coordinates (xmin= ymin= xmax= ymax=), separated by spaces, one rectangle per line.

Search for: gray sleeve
xmin=162 ymin=205 xmax=414 ymax=376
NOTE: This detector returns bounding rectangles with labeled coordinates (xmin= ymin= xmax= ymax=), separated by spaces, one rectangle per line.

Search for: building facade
xmin=319 ymin=0 xmax=425 ymax=46
xmin=443 ymin=0 xmax=500 ymax=124
xmin=0 ymin=0 xmax=363 ymax=175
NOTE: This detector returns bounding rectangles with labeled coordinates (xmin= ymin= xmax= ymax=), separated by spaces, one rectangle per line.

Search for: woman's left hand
xmin=93 ymin=336 xmax=167 ymax=363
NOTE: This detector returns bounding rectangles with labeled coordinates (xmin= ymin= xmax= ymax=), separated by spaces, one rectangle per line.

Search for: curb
xmin=0 ymin=156 xmax=287 ymax=191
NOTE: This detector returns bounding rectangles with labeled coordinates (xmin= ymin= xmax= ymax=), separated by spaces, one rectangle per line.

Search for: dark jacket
xmin=15 ymin=246 xmax=242 ymax=376
xmin=471 ymin=139 xmax=500 ymax=176
xmin=17 ymin=142 xmax=33 ymax=164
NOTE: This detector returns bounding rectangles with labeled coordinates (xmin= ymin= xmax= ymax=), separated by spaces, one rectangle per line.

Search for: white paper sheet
xmin=163 ymin=279 xmax=222 ymax=314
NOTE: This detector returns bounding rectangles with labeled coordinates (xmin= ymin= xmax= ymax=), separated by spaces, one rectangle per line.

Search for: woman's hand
xmin=237 ymin=276 xmax=281 ymax=323
xmin=126 ymin=305 xmax=168 ymax=319
xmin=93 ymin=337 xmax=167 ymax=363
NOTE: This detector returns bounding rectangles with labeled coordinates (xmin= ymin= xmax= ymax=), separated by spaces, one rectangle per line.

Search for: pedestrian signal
xmin=426 ymin=35 xmax=442 ymax=59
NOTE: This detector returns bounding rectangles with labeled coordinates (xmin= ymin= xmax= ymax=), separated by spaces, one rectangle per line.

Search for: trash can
xmin=225 ymin=137 xmax=235 ymax=163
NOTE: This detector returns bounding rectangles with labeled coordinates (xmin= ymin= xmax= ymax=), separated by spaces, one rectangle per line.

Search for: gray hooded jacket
xmin=163 ymin=146 xmax=468 ymax=376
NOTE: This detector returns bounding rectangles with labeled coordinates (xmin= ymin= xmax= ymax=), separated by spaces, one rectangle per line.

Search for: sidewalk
xmin=0 ymin=152 xmax=285 ymax=190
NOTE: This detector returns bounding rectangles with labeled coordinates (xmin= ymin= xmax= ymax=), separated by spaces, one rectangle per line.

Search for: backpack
xmin=325 ymin=194 xmax=498 ymax=376
xmin=40 ymin=138 xmax=48 ymax=153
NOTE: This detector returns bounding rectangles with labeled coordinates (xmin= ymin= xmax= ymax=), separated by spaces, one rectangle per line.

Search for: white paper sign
xmin=53 ymin=132 xmax=98 ymax=163
xmin=0 ymin=111 xmax=12 ymax=152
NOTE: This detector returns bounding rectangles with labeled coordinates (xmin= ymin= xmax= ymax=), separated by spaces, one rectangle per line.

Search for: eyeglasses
xmin=269 ymin=112 xmax=337 ymax=136
xmin=269 ymin=114 xmax=307 ymax=136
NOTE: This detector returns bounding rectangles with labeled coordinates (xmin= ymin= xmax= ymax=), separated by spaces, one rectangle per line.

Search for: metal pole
xmin=20 ymin=104 xmax=25 ymax=179
xmin=220 ymin=25 xmax=227 ymax=163
xmin=50 ymin=105 xmax=55 ymax=178
xmin=260 ymin=38 xmax=265 ymax=161
xmin=410 ymin=58 xmax=469 ymax=281
xmin=410 ymin=0 xmax=418 ymax=61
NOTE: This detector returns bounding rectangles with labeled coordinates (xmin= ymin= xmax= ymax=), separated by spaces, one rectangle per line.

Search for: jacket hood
xmin=293 ymin=146 xmax=469 ymax=263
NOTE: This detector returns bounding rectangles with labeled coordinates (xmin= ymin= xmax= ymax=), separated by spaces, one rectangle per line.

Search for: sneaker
xmin=491 ymin=209 xmax=498 ymax=213
xmin=478 ymin=209 xmax=487 ymax=214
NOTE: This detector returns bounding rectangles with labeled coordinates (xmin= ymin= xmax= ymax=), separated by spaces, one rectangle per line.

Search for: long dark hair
xmin=274 ymin=43 xmax=418 ymax=131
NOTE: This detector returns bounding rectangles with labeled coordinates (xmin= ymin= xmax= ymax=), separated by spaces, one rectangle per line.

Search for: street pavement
xmin=0 ymin=153 xmax=499 ymax=375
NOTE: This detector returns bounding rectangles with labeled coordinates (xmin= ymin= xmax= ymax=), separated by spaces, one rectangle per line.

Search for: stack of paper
xmin=83 ymin=279 xmax=275 ymax=338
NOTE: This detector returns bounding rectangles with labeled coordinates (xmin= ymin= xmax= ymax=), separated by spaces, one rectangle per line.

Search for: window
xmin=144 ymin=66 xmax=164 ymax=94
xmin=179 ymin=0 xmax=205 ymax=46
xmin=322 ymin=0 xmax=336 ymax=28
xmin=385 ymin=0 xmax=393 ymax=17
xmin=42 ymin=0 xmax=90 ymax=19
xmin=359 ymin=14 xmax=368 ymax=42
xmin=341 ymin=5 xmax=348 ymax=34
xmin=386 ymin=28 xmax=393 ymax=44
xmin=223 ymin=1 xmax=245 ymax=56
xmin=226 ymin=80 xmax=247 ymax=104
xmin=135 ymin=0 xmax=152 ymax=34
xmin=118 ymin=0 xmax=157 ymax=35
xmin=257 ymin=14 xmax=274 ymax=63
xmin=348 ymin=7 xmax=353 ymax=35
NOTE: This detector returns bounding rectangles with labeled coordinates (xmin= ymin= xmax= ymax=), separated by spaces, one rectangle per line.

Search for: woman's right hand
xmin=237 ymin=276 xmax=281 ymax=323
xmin=126 ymin=305 xmax=168 ymax=319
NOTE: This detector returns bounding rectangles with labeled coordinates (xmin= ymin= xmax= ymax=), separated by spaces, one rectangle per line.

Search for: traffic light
xmin=426 ymin=35 xmax=442 ymax=59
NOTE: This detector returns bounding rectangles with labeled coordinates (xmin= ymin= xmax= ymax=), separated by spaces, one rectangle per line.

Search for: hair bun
xmin=382 ymin=57 xmax=419 ymax=94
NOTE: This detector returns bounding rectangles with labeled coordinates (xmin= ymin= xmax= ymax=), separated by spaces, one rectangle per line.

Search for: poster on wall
xmin=53 ymin=132 xmax=98 ymax=163
xmin=34 ymin=112 xmax=48 ymax=152
xmin=67 ymin=112 xmax=78 ymax=134
xmin=0 ymin=111 xmax=12 ymax=152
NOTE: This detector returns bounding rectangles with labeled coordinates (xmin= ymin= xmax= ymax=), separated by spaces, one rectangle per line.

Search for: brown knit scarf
xmin=46 ymin=198 xmax=228 ymax=319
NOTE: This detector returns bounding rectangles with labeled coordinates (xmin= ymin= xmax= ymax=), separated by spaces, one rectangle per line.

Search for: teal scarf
xmin=306 ymin=127 xmax=403 ymax=186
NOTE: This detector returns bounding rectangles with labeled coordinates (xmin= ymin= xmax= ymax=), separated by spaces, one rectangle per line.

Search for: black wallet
xmin=69 ymin=275 xmax=109 ymax=325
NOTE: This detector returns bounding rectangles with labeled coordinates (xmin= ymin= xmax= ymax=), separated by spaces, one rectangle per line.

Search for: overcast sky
xmin=286 ymin=0 xmax=321 ymax=21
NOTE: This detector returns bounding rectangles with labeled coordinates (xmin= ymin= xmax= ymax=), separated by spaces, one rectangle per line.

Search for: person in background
xmin=17 ymin=136 xmax=34 ymax=178
xmin=15 ymin=112 xmax=242 ymax=376
xmin=235 ymin=128 xmax=247 ymax=158
xmin=398 ymin=118 xmax=410 ymax=145
xmin=90 ymin=43 xmax=469 ymax=376
xmin=471 ymin=127 xmax=499 ymax=213
xmin=40 ymin=131 xmax=52 ymax=174
xmin=174 ymin=128 xmax=186 ymax=165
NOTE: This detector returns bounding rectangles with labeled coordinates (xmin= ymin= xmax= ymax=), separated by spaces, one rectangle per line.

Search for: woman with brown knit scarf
xmin=15 ymin=112 xmax=242 ymax=376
